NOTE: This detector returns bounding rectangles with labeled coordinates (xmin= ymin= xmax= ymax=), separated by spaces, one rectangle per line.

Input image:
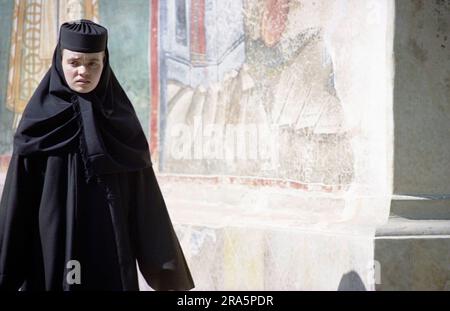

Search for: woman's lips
xmin=75 ymin=80 xmax=90 ymax=85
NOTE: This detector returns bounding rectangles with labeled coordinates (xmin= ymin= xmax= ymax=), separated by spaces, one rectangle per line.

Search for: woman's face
xmin=62 ymin=49 xmax=105 ymax=93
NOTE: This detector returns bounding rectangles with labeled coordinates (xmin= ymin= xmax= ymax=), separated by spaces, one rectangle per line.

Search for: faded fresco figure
xmin=163 ymin=0 xmax=353 ymax=187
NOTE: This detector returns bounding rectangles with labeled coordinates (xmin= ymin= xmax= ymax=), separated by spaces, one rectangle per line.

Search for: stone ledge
xmin=375 ymin=216 xmax=450 ymax=237
xmin=390 ymin=194 xmax=450 ymax=220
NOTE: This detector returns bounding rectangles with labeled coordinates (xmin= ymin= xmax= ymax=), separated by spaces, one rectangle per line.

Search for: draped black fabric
xmin=0 ymin=20 xmax=194 ymax=291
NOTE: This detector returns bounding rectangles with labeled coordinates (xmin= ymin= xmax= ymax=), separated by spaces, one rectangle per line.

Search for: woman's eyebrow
xmin=66 ymin=56 xmax=101 ymax=61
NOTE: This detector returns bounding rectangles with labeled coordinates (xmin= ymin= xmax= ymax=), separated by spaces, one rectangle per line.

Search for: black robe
xmin=0 ymin=40 xmax=194 ymax=291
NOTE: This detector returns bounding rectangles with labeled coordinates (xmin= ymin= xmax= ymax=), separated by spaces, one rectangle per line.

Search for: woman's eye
xmin=69 ymin=62 xmax=79 ymax=67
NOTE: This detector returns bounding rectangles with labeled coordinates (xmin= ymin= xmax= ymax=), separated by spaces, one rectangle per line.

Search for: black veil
xmin=13 ymin=34 xmax=152 ymax=182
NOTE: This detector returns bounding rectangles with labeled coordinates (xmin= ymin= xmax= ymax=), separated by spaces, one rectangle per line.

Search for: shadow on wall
xmin=337 ymin=271 xmax=366 ymax=291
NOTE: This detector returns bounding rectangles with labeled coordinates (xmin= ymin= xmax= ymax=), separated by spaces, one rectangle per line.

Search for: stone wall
xmin=375 ymin=0 xmax=450 ymax=291
xmin=151 ymin=0 xmax=396 ymax=290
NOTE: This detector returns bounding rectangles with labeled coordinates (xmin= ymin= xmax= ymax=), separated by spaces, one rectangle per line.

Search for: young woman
xmin=0 ymin=19 xmax=194 ymax=291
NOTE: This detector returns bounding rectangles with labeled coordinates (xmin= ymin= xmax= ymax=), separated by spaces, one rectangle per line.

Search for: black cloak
xmin=0 ymin=20 xmax=194 ymax=291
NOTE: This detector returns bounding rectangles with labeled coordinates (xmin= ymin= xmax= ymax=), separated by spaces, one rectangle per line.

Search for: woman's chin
xmin=70 ymin=85 xmax=95 ymax=93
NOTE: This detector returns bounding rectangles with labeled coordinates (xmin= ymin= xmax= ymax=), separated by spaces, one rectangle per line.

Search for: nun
xmin=0 ymin=19 xmax=194 ymax=291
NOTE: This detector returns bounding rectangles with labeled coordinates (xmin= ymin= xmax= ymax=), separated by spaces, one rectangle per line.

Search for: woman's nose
xmin=78 ymin=65 xmax=87 ymax=75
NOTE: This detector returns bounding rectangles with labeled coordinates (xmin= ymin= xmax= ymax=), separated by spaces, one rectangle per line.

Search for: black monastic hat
xmin=59 ymin=19 xmax=108 ymax=53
